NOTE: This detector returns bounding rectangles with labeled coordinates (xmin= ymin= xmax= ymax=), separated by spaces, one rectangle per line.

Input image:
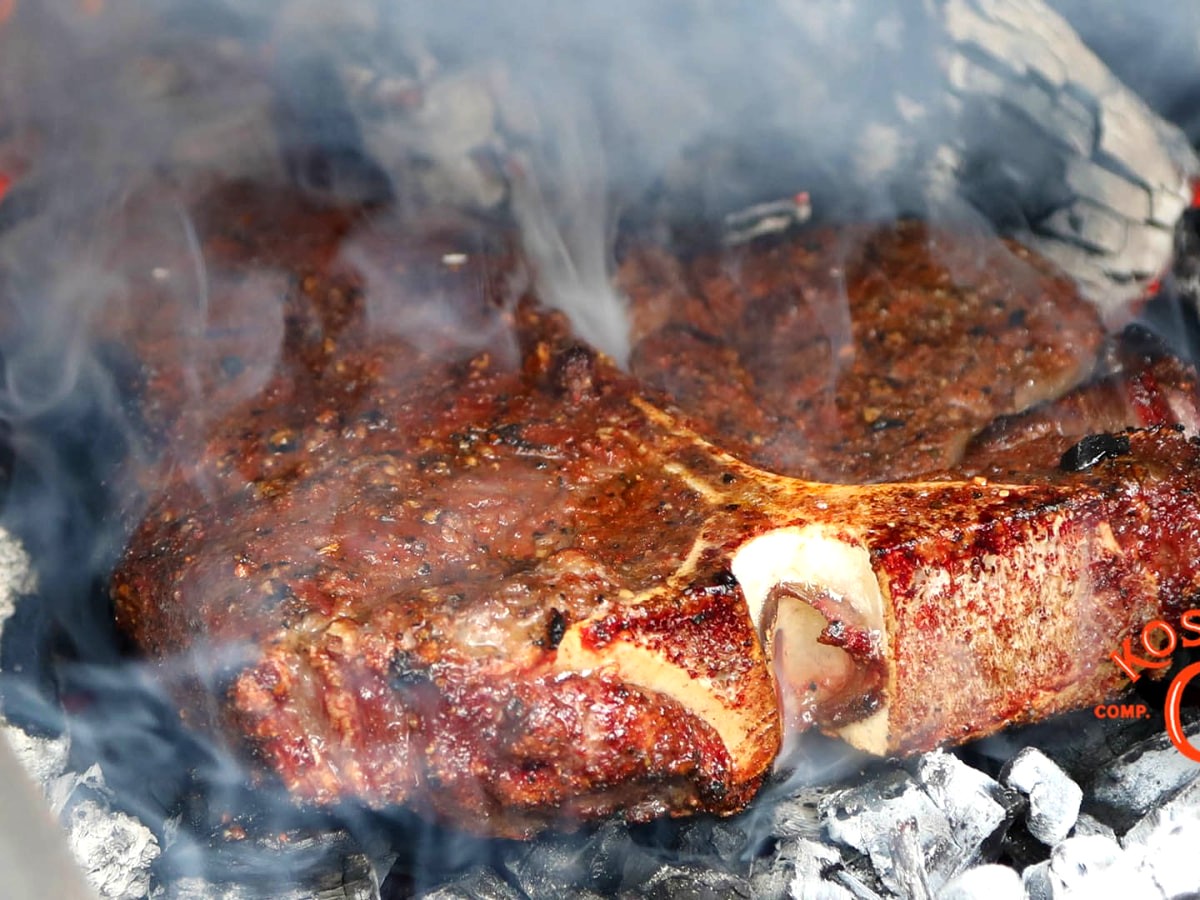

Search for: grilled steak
xmin=110 ymin=186 xmax=1200 ymax=835
xmin=624 ymin=220 xmax=1104 ymax=482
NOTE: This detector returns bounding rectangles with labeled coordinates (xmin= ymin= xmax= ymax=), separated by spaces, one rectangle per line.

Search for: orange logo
xmin=1107 ymin=614 xmax=1200 ymax=761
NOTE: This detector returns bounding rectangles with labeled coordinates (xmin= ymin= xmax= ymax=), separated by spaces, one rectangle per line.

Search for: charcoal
xmin=503 ymin=837 xmax=595 ymax=900
xmin=1120 ymin=777 xmax=1200 ymax=898
xmin=1001 ymin=747 xmax=1082 ymax=845
xmin=621 ymin=862 xmax=752 ymax=900
xmin=676 ymin=817 xmax=749 ymax=864
xmin=168 ymin=873 xmax=378 ymax=900
xmin=939 ymin=864 xmax=1023 ymax=900
xmin=821 ymin=751 xmax=1008 ymax=895
xmin=1085 ymin=717 xmax=1200 ymax=830
xmin=763 ymin=784 xmax=834 ymax=841
xmin=48 ymin=764 xmax=159 ymax=900
xmin=416 ymin=867 xmax=523 ymax=900
xmin=2 ymin=722 xmax=69 ymax=785
xmin=1021 ymin=834 xmax=1155 ymax=899
xmin=997 ymin=820 xmax=1050 ymax=872
xmin=885 ymin=821 xmax=932 ymax=900
xmin=582 ymin=820 xmax=660 ymax=894
xmin=0 ymin=527 xmax=36 ymax=620
xmin=749 ymin=837 xmax=852 ymax=900
xmin=1069 ymin=813 xmax=1115 ymax=841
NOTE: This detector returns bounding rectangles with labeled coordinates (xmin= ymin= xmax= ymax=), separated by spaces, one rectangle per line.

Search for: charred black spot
xmin=388 ymin=652 xmax=429 ymax=688
xmin=713 ymin=570 xmax=738 ymax=588
xmin=721 ymin=472 xmax=736 ymax=484
xmin=545 ymin=609 xmax=566 ymax=650
xmin=551 ymin=343 xmax=599 ymax=404
xmin=869 ymin=417 xmax=907 ymax=432
xmin=1060 ymin=433 xmax=1131 ymax=472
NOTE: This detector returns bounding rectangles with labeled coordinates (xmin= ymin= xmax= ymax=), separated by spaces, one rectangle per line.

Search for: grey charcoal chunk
xmin=765 ymin=785 xmax=833 ymax=841
xmin=504 ymin=840 xmax=597 ymax=900
xmin=939 ymin=864 xmax=1023 ymax=900
xmin=417 ymin=867 xmax=524 ymax=900
xmin=1087 ymin=719 xmax=1200 ymax=831
xmin=1001 ymin=747 xmax=1082 ymax=845
xmin=749 ymin=837 xmax=851 ymax=900
xmin=820 ymin=751 xmax=1007 ymax=895
xmin=1024 ymin=834 xmax=1159 ymax=899
xmin=621 ymin=863 xmax=752 ymax=900
xmin=1121 ymin=777 xmax=1200 ymax=899
xmin=50 ymin=765 xmax=159 ymax=900
xmin=1070 ymin=813 xmax=1115 ymax=841
xmin=3 ymin=723 xmax=70 ymax=786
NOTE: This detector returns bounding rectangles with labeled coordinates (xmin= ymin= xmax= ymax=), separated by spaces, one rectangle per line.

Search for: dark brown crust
xmin=110 ymin=187 xmax=779 ymax=838
xmin=109 ymin=184 xmax=1200 ymax=834
xmin=624 ymin=220 xmax=1104 ymax=482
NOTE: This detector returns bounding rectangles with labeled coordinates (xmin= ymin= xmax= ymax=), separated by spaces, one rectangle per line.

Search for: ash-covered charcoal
xmin=1021 ymin=834 xmax=1148 ymax=899
xmin=749 ymin=837 xmax=850 ymax=899
xmin=47 ymin=763 xmax=160 ymax=900
xmin=1120 ymin=777 xmax=1200 ymax=898
xmin=818 ymin=751 xmax=1012 ymax=895
xmin=625 ymin=863 xmax=753 ymax=900
xmin=2 ymin=718 xmax=69 ymax=785
xmin=416 ymin=867 xmax=525 ymax=900
xmin=1084 ymin=716 xmax=1200 ymax=831
xmin=1000 ymin=748 xmax=1082 ymax=845
xmin=159 ymin=813 xmax=382 ymax=900
xmin=939 ymin=864 xmax=1023 ymax=900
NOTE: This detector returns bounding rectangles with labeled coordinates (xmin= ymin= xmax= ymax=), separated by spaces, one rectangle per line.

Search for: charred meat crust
xmin=110 ymin=189 xmax=780 ymax=836
xmin=623 ymin=219 xmax=1104 ymax=483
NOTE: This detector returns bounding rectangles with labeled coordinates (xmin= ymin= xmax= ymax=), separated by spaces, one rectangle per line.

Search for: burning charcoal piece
xmin=502 ymin=837 xmax=598 ymax=900
xmin=1120 ymin=778 xmax=1200 ymax=898
xmin=911 ymin=751 xmax=1015 ymax=859
xmin=748 ymin=837 xmax=852 ymax=900
xmin=1000 ymin=748 xmax=1082 ymax=845
xmin=1069 ymin=813 xmax=1115 ymax=841
xmin=1020 ymin=834 xmax=1149 ymax=899
xmin=820 ymin=752 xmax=1008 ymax=895
xmin=416 ymin=867 xmax=523 ymax=900
xmin=1085 ymin=717 xmax=1200 ymax=831
xmin=939 ymin=864 xmax=1023 ymax=900
xmin=2 ymin=722 xmax=69 ymax=786
xmin=48 ymin=764 xmax=160 ymax=900
xmin=629 ymin=862 xmax=753 ymax=900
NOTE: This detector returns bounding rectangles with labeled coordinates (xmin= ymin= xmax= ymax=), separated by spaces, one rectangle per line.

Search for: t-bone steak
xmin=110 ymin=186 xmax=1200 ymax=837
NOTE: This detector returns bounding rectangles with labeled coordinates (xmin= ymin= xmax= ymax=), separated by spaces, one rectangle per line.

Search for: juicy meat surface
xmin=624 ymin=220 xmax=1103 ymax=482
xmin=110 ymin=185 xmax=1200 ymax=836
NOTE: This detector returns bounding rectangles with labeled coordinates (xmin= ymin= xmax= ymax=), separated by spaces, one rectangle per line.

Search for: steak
xmin=110 ymin=186 xmax=1200 ymax=836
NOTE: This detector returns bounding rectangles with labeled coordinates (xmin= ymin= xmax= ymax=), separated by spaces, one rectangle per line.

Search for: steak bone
xmin=631 ymin=399 xmax=1200 ymax=757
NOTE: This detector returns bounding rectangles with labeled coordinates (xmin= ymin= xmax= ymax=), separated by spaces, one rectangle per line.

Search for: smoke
xmin=0 ymin=0 xmax=1196 ymax=892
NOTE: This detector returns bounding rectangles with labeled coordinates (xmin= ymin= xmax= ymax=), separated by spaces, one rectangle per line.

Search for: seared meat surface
xmin=624 ymin=220 xmax=1103 ymax=482
xmin=110 ymin=185 xmax=1200 ymax=836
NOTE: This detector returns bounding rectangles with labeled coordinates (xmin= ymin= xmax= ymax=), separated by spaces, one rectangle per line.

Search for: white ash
xmin=48 ymin=763 xmax=160 ymax=900
xmin=939 ymin=864 xmax=1023 ymax=900
xmin=2 ymin=719 xmax=69 ymax=785
xmin=0 ymin=525 xmax=37 ymax=628
xmin=1001 ymin=747 xmax=1082 ymax=845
